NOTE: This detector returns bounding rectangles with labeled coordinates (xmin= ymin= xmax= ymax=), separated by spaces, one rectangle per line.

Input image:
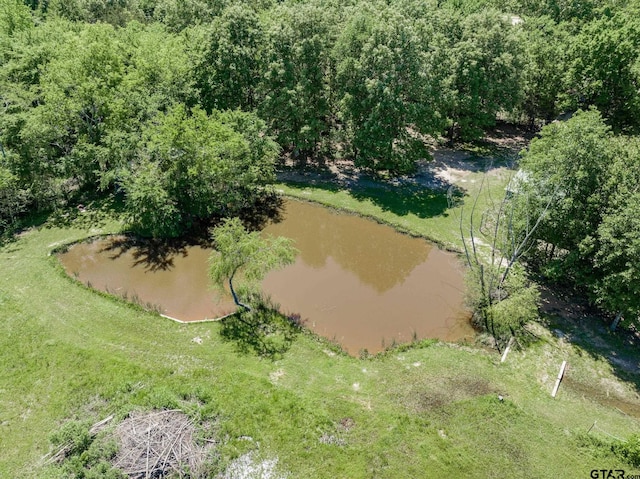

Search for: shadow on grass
xmin=219 ymin=294 xmax=301 ymax=359
xmin=351 ymin=184 xmax=455 ymax=219
xmin=538 ymin=285 xmax=640 ymax=405
xmin=44 ymin=197 xmax=121 ymax=231
xmin=284 ymin=178 xmax=461 ymax=221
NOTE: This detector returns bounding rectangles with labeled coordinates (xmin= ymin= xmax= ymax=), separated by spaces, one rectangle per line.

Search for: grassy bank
xmin=276 ymin=166 xmax=510 ymax=252
xmin=1 ymin=185 xmax=639 ymax=477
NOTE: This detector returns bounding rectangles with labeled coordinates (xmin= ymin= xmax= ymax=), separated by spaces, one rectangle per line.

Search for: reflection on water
xmin=59 ymin=199 xmax=473 ymax=354
xmin=262 ymin=200 xmax=473 ymax=354
xmin=263 ymin=200 xmax=430 ymax=293
xmin=60 ymin=238 xmax=237 ymax=321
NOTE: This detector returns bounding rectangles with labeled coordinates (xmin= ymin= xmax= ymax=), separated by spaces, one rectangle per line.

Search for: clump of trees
xmin=2 ymin=0 xmax=640 ymax=253
xmin=119 ymin=106 xmax=279 ymax=237
xmin=516 ymin=109 xmax=640 ymax=329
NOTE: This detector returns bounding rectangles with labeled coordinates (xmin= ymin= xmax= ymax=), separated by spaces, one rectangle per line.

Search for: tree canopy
xmin=209 ymin=217 xmax=297 ymax=310
xmin=3 ymin=0 xmax=640 ymax=284
xmin=517 ymin=109 xmax=640 ymax=325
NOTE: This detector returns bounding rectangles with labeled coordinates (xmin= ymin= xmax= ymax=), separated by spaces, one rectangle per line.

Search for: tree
xmin=457 ymin=171 xmax=544 ymax=349
xmin=590 ymin=138 xmax=640 ymax=328
xmin=519 ymin=16 xmax=568 ymax=126
xmin=119 ymin=105 xmax=279 ymax=237
xmin=565 ymin=12 xmax=640 ymax=132
xmin=209 ymin=217 xmax=297 ymax=311
xmin=438 ymin=9 xmax=523 ymax=141
xmin=334 ymin=8 xmax=441 ymax=173
xmin=0 ymin=0 xmax=32 ymax=38
xmin=518 ymin=108 xmax=614 ymax=282
xmin=259 ymin=3 xmax=335 ymax=159
xmin=197 ymin=4 xmax=264 ymax=112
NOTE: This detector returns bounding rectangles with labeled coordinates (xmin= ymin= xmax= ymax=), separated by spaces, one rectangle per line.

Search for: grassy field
xmin=1 ymin=169 xmax=639 ymax=477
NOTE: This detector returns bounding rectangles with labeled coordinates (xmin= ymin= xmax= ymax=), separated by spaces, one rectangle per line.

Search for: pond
xmin=59 ymin=199 xmax=473 ymax=354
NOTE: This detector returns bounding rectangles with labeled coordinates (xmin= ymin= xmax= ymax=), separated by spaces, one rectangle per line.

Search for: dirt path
xmin=277 ymin=124 xmax=532 ymax=191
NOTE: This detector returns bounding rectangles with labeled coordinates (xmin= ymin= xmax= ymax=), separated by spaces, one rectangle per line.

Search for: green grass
xmin=276 ymin=166 xmax=511 ymax=252
xmin=1 ymin=181 xmax=639 ymax=477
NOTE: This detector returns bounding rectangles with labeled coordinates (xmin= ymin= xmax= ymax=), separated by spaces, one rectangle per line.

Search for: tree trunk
xmin=229 ymin=270 xmax=252 ymax=311
xmin=610 ymin=311 xmax=623 ymax=332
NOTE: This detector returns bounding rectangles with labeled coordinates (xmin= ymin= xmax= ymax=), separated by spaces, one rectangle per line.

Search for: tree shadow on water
xmin=99 ymin=236 xmax=196 ymax=272
xmin=237 ymin=191 xmax=286 ymax=230
xmin=219 ymin=294 xmax=302 ymax=359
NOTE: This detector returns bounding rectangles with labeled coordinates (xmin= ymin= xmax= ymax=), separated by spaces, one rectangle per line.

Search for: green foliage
xmin=0 ymin=0 xmax=32 ymax=37
xmin=518 ymin=109 xmax=640 ymax=324
xmin=439 ymin=9 xmax=523 ymax=141
xmin=519 ymin=108 xmax=613 ymax=272
xmin=591 ymin=138 xmax=640 ymax=323
xmin=0 ymin=159 xmax=29 ymax=230
xmin=152 ymin=0 xmax=226 ymax=32
xmin=334 ymin=7 xmax=440 ymax=173
xmin=612 ymin=434 xmax=640 ymax=467
xmin=120 ymin=105 xmax=279 ymax=236
xmin=465 ymin=261 xmax=540 ymax=344
xmin=565 ymin=11 xmax=640 ymax=132
xmin=259 ymin=3 xmax=334 ymax=158
xmin=118 ymin=159 xmax=180 ymax=237
xmin=197 ymin=4 xmax=264 ymax=111
xmin=50 ymin=420 xmax=93 ymax=457
xmin=519 ymin=16 xmax=568 ymax=124
xmin=45 ymin=0 xmax=145 ymax=26
xmin=209 ymin=217 xmax=297 ymax=309
xmin=485 ymin=265 xmax=540 ymax=339
xmin=48 ymin=420 xmax=124 ymax=479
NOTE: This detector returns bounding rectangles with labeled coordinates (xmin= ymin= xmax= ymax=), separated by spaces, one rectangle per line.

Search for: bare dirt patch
xmin=400 ymin=376 xmax=496 ymax=413
xmin=277 ymin=125 xmax=530 ymax=192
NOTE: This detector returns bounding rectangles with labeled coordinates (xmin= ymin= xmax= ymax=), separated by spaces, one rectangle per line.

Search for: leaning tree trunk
xmin=228 ymin=269 xmax=252 ymax=312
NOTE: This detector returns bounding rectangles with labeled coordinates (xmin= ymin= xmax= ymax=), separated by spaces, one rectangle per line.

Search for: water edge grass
xmin=0 ymin=189 xmax=639 ymax=477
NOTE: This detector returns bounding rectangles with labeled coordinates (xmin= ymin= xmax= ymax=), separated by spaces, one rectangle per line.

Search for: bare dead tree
xmin=451 ymin=165 xmax=558 ymax=351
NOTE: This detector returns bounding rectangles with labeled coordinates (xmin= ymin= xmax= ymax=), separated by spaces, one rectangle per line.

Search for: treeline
xmin=517 ymin=109 xmax=640 ymax=329
xmin=2 ymin=0 xmax=640 ymax=235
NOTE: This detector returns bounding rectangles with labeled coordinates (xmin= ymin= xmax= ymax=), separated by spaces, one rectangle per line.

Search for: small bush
xmin=612 ymin=434 xmax=640 ymax=467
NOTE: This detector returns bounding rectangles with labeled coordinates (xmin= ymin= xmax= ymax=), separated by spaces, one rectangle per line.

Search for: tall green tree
xmin=119 ymin=105 xmax=279 ymax=237
xmin=519 ymin=16 xmax=568 ymax=126
xmin=518 ymin=108 xmax=613 ymax=274
xmin=259 ymin=3 xmax=335 ymax=159
xmin=334 ymin=8 xmax=441 ymax=173
xmin=565 ymin=12 xmax=640 ymax=132
xmin=0 ymin=21 xmax=124 ymax=204
xmin=591 ymin=138 xmax=640 ymax=326
xmin=197 ymin=4 xmax=264 ymax=112
xmin=438 ymin=10 xmax=523 ymax=141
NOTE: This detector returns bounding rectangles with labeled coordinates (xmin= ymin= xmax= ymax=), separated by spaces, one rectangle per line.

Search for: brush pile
xmin=112 ymin=409 xmax=213 ymax=478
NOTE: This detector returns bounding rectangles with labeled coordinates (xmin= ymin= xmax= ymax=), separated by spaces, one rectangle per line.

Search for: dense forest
xmin=2 ymin=0 xmax=640 ymax=328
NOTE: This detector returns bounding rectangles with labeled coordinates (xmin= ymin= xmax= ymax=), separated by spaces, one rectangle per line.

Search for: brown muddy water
xmin=59 ymin=199 xmax=473 ymax=354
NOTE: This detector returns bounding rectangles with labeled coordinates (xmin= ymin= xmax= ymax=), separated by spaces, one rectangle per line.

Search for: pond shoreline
xmin=55 ymin=199 xmax=473 ymax=355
